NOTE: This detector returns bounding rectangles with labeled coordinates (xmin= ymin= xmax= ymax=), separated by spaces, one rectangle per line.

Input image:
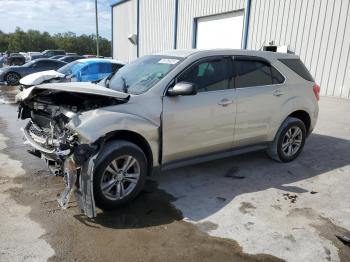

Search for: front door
xmin=162 ymin=57 xmax=236 ymax=164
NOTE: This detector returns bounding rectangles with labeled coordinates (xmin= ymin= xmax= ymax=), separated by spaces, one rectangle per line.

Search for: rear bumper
xmin=308 ymin=104 xmax=319 ymax=136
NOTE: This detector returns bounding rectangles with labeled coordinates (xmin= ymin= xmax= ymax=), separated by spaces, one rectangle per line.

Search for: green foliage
xmin=1 ymin=27 xmax=111 ymax=57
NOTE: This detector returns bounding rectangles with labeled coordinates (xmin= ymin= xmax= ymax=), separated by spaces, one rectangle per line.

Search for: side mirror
xmin=167 ymin=82 xmax=197 ymax=97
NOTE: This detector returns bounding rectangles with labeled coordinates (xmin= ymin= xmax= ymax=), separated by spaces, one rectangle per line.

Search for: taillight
xmin=313 ymin=83 xmax=320 ymax=101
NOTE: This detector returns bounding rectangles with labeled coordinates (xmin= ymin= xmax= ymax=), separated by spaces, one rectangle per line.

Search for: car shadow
xmin=76 ymin=133 xmax=350 ymax=228
xmin=74 ymin=179 xmax=183 ymax=228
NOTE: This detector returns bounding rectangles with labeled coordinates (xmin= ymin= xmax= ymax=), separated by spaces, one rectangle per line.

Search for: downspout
xmin=111 ymin=7 xmax=114 ymax=58
xmin=136 ymin=0 xmax=140 ymax=57
xmin=242 ymin=0 xmax=252 ymax=49
xmin=173 ymin=0 xmax=179 ymax=49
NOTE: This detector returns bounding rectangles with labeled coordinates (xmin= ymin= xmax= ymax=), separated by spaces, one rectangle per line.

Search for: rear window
xmin=279 ymin=58 xmax=314 ymax=82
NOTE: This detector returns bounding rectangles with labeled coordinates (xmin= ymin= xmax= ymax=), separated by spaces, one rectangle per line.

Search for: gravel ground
xmin=0 ymin=85 xmax=349 ymax=262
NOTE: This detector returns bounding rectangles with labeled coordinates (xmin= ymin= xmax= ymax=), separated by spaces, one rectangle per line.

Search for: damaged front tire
xmin=93 ymin=140 xmax=147 ymax=210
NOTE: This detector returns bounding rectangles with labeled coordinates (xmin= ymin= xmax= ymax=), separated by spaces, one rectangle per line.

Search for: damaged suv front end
xmin=16 ymin=82 xmax=130 ymax=218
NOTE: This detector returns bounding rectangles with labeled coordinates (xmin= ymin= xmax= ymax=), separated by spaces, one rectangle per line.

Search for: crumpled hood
xmin=15 ymin=82 xmax=130 ymax=102
xmin=19 ymin=70 xmax=65 ymax=86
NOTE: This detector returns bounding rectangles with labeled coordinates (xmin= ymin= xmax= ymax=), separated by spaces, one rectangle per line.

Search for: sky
xmin=0 ymin=0 xmax=112 ymax=39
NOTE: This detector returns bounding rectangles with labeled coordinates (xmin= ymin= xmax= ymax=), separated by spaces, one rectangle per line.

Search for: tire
xmin=93 ymin=140 xmax=148 ymax=210
xmin=5 ymin=72 xmax=21 ymax=86
xmin=267 ymin=117 xmax=306 ymax=162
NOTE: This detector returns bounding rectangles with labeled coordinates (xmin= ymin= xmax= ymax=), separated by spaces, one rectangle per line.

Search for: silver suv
xmin=16 ymin=49 xmax=319 ymax=217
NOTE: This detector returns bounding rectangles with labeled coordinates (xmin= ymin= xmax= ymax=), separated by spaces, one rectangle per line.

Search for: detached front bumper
xmin=22 ymin=121 xmax=97 ymax=218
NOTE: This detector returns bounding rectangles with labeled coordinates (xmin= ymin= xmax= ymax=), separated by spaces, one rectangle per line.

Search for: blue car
xmin=19 ymin=58 xmax=126 ymax=87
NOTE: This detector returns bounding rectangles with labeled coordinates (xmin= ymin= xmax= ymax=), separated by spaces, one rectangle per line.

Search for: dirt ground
xmin=0 ymin=86 xmax=349 ymax=262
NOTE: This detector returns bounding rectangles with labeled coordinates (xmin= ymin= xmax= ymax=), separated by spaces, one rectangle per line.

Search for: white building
xmin=111 ymin=0 xmax=350 ymax=99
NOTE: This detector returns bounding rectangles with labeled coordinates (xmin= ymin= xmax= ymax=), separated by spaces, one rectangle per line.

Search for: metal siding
xmin=112 ymin=0 xmax=137 ymax=62
xmin=111 ymin=0 xmax=350 ymax=98
xmin=248 ymin=0 xmax=350 ymax=98
xmin=139 ymin=0 xmax=175 ymax=56
xmin=176 ymin=0 xmax=245 ymax=49
xmin=337 ymin=1 xmax=350 ymax=98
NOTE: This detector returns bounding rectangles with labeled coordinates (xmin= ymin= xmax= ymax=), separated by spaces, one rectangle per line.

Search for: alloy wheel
xmin=281 ymin=126 xmax=303 ymax=157
xmin=6 ymin=73 xmax=20 ymax=85
xmin=100 ymin=155 xmax=140 ymax=201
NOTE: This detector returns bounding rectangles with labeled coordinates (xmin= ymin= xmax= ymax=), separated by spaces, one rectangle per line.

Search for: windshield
xmin=108 ymin=55 xmax=182 ymax=94
xmin=57 ymin=61 xmax=85 ymax=76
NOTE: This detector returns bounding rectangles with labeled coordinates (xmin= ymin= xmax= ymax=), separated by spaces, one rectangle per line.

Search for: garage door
xmin=196 ymin=11 xmax=244 ymax=49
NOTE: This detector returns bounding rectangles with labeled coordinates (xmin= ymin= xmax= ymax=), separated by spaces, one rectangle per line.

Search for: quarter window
xmin=177 ymin=58 xmax=230 ymax=92
xmin=234 ymin=59 xmax=284 ymax=88
xmin=271 ymin=66 xmax=285 ymax=84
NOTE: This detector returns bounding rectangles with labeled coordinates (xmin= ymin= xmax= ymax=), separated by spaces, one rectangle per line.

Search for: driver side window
xmin=177 ymin=58 xmax=231 ymax=92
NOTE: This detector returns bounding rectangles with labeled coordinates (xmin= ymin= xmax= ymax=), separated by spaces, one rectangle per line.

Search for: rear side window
xmin=99 ymin=63 xmax=112 ymax=73
xmin=271 ymin=67 xmax=285 ymax=84
xmin=279 ymin=58 xmax=314 ymax=82
xmin=234 ymin=60 xmax=284 ymax=88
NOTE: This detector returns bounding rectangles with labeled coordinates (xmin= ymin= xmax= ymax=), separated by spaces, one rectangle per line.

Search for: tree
xmin=0 ymin=27 xmax=111 ymax=56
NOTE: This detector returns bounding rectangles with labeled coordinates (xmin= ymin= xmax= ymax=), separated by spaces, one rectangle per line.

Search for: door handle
xmin=273 ymin=89 xmax=284 ymax=97
xmin=218 ymin=98 xmax=233 ymax=107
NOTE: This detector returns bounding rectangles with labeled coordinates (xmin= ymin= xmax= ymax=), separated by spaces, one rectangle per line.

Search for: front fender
xmin=66 ymin=109 xmax=160 ymax=165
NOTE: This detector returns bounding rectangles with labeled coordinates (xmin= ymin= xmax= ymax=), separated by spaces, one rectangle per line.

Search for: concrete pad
xmin=159 ymin=97 xmax=350 ymax=262
xmin=0 ymin=131 xmax=54 ymax=261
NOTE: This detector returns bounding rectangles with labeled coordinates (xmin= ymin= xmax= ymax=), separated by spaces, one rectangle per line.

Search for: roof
xmin=156 ymin=49 xmax=299 ymax=60
xmin=155 ymin=49 xmax=201 ymax=58
xmin=76 ymin=58 xmax=126 ymax=65
xmin=31 ymin=58 xmax=65 ymax=62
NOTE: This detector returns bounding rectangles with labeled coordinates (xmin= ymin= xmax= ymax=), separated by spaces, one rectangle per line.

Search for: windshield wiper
xmin=121 ymin=76 xmax=129 ymax=93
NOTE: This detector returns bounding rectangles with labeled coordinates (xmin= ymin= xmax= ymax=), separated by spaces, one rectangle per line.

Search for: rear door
xmin=162 ymin=57 xmax=236 ymax=164
xmin=233 ymin=56 xmax=286 ymax=147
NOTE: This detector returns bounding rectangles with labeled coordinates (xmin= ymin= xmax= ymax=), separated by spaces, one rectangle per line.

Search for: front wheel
xmin=267 ymin=117 xmax=306 ymax=162
xmin=93 ymin=140 xmax=147 ymax=210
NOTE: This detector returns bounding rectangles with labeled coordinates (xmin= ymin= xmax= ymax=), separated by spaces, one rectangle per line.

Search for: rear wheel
xmin=93 ymin=140 xmax=147 ymax=210
xmin=267 ymin=117 xmax=306 ymax=162
xmin=5 ymin=72 xmax=20 ymax=85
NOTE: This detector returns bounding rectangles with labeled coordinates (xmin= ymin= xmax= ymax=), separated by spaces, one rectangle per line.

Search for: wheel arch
xmin=102 ymin=130 xmax=154 ymax=176
xmin=287 ymin=110 xmax=311 ymax=134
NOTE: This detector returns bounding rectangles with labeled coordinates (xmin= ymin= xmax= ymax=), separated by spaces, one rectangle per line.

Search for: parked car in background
xmin=50 ymin=55 xmax=65 ymax=60
xmin=16 ymin=49 xmax=319 ymax=217
xmin=28 ymin=52 xmax=44 ymax=61
xmin=24 ymin=52 xmax=41 ymax=63
xmin=19 ymin=52 xmax=28 ymax=61
xmin=0 ymin=54 xmax=4 ymax=68
xmin=0 ymin=58 xmax=66 ymax=85
xmin=5 ymin=53 xmax=26 ymax=66
xmin=20 ymin=58 xmax=125 ymax=87
xmin=41 ymin=50 xmax=65 ymax=58
xmin=58 ymin=55 xmax=84 ymax=63
xmin=83 ymin=55 xmax=96 ymax=58
xmin=66 ymin=52 xmax=77 ymax=56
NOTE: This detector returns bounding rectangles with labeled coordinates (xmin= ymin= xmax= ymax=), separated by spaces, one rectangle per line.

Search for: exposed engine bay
xmin=17 ymin=86 xmax=129 ymax=218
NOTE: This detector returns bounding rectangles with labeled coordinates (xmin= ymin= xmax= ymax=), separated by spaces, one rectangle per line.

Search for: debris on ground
xmin=336 ymin=235 xmax=350 ymax=246
xmin=283 ymin=193 xmax=298 ymax=203
xmin=310 ymin=191 xmax=318 ymax=194
xmin=216 ymin=196 xmax=226 ymax=202
xmin=224 ymin=167 xmax=245 ymax=179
